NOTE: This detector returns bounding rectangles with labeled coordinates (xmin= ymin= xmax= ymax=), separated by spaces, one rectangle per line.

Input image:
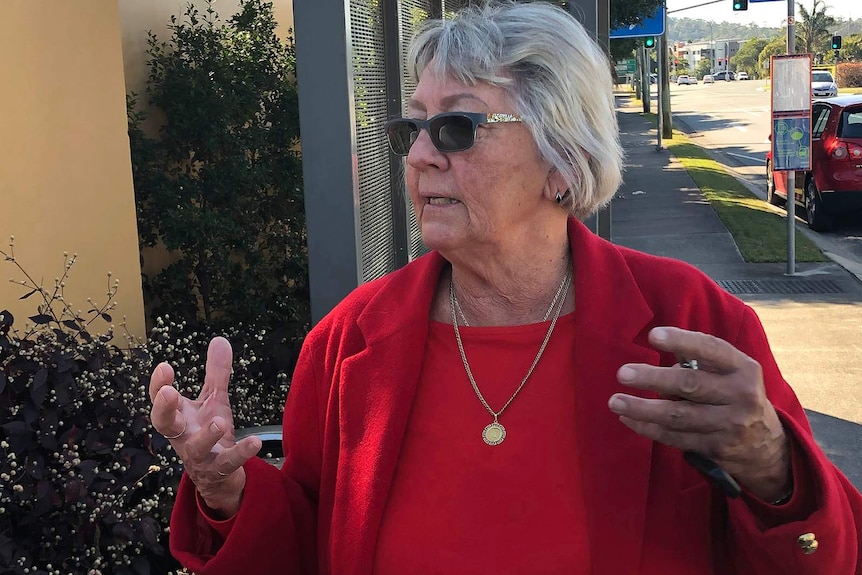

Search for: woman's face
xmin=405 ymin=70 xmax=553 ymax=257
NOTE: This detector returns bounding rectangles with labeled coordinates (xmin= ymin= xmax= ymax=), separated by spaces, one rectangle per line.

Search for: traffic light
xmin=644 ymin=37 xmax=656 ymax=49
xmin=733 ymin=0 xmax=748 ymax=11
xmin=832 ymin=35 xmax=842 ymax=50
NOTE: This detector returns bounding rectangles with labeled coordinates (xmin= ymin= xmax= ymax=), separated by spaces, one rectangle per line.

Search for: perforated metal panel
xmin=351 ymin=0 xmax=397 ymax=282
xmin=398 ymin=0 xmax=433 ymax=260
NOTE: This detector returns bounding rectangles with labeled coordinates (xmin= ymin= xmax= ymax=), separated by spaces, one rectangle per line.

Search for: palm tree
xmin=796 ymin=0 xmax=836 ymax=56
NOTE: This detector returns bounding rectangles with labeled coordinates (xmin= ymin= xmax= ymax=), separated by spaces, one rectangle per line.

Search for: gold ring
xmin=163 ymin=420 xmax=187 ymax=440
xmin=681 ymin=359 xmax=699 ymax=371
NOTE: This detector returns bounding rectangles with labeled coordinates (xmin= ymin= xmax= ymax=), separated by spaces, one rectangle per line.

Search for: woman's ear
xmin=544 ymin=167 xmax=569 ymax=202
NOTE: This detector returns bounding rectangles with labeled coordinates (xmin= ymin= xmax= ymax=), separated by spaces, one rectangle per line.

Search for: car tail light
xmin=831 ymin=141 xmax=849 ymax=160
xmin=848 ymin=143 xmax=862 ymax=160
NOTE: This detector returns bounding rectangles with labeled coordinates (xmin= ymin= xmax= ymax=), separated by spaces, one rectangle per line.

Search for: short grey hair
xmin=408 ymin=1 xmax=623 ymax=219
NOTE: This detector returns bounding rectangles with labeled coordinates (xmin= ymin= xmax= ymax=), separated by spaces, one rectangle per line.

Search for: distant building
xmin=673 ymin=39 xmax=741 ymax=75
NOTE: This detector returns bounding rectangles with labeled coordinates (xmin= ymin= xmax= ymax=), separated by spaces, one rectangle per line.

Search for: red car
xmin=766 ymin=95 xmax=862 ymax=231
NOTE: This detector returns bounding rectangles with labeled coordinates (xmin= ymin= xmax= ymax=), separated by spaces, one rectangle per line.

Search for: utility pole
xmin=640 ymin=46 xmax=651 ymax=114
xmin=659 ymin=1 xmax=672 ymax=140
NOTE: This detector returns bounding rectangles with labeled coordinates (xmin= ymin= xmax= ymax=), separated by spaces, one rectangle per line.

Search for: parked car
xmin=737 ymin=71 xmax=750 ymax=80
xmin=675 ymin=75 xmax=696 ymax=85
xmin=766 ymin=95 xmax=862 ymax=231
xmin=702 ymin=74 xmax=714 ymax=84
xmin=811 ymin=70 xmax=838 ymax=98
xmin=712 ymin=71 xmax=735 ymax=81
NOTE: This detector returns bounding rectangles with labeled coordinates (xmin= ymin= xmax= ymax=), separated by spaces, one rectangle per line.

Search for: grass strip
xmin=641 ymin=113 xmax=827 ymax=262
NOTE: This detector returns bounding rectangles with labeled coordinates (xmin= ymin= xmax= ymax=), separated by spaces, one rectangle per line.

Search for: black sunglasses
xmin=384 ymin=111 xmax=523 ymax=156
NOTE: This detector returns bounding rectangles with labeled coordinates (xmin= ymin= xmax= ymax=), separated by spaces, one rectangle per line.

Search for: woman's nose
xmin=406 ymin=128 xmax=446 ymax=169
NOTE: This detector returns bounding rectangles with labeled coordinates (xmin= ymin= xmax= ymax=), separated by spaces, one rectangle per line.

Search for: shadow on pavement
xmin=807 ymin=409 xmax=862 ymax=490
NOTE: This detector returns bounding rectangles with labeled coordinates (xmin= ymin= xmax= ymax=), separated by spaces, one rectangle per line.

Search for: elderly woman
xmin=149 ymin=2 xmax=862 ymax=574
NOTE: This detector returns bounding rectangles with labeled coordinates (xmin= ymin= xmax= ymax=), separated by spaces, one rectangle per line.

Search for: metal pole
xmin=657 ymin=40 xmax=663 ymax=150
xmin=786 ymin=0 xmax=796 ymax=275
xmin=660 ymin=2 xmax=673 ymax=139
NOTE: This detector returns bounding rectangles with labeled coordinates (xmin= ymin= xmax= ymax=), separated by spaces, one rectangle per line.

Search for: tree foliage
xmin=796 ymin=0 xmax=836 ymax=57
xmin=129 ymin=0 xmax=308 ymax=330
xmin=758 ymin=35 xmax=790 ymax=74
xmin=731 ymin=37 xmax=770 ymax=78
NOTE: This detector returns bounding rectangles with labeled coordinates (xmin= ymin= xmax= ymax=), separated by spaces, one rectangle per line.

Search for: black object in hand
xmin=684 ymin=451 xmax=742 ymax=498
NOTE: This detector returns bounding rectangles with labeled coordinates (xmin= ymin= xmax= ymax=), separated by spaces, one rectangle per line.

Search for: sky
xmin=664 ymin=0 xmax=858 ymax=28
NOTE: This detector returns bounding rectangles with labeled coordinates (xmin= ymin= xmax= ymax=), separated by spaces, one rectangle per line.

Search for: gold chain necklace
xmin=449 ymin=267 xmax=572 ymax=446
xmin=453 ymin=269 xmax=569 ymax=327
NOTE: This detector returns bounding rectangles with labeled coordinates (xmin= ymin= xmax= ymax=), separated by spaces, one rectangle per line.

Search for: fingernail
xmin=210 ymin=421 xmax=221 ymax=434
xmin=609 ymin=396 xmax=626 ymax=413
xmin=618 ymin=366 xmax=636 ymax=383
xmin=652 ymin=327 xmax=668 ymax=342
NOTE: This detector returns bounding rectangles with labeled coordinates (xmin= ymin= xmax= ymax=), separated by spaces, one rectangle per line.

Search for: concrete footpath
xmin=612 ymin=92 xmax=862 ymax=489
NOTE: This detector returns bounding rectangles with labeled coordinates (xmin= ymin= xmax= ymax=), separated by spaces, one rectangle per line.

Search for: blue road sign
xmin=772 ymin=116 xmax=811 ymax=171
xmin=609 ymin=8 xmax=665 ymax=39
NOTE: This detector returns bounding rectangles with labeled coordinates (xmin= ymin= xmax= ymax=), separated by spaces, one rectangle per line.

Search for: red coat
xmin=171 ymin=218 xmax=862 ymax=574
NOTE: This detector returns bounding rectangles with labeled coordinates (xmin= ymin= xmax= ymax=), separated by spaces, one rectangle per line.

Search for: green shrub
xmin=0 ymin=243 xmax=298 ymax=574
xmin=129 ymin=0 xmax=309 ymax=331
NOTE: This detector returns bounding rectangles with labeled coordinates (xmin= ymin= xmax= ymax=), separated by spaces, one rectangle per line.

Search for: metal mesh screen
xmin=398 ymin=0 xmax=433 ymax=260
xmin=351 ymin=0 xmax=397 ymax=282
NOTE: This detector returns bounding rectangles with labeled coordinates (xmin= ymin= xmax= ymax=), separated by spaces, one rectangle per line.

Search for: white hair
xmin=408 ymin=1 xmax=623 ymax=218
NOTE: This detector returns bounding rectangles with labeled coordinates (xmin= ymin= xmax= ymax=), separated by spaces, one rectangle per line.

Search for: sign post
xmin=770 ymin=54 xmax=811 ymax=275
xmin=609 ymin=7 xmax=666 ymax=39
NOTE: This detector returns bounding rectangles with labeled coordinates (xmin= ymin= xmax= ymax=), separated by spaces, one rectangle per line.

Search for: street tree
xmin=840 ymin=34 xmax=862 ymax=62
xmin=796 ymin=0 xmax=836 ymax=56
xmin=758 ymin=35 xmax=789 ymax=75
xmin=731 ymin=37 xmax=769 ymax=78
xmin=695 ymin=57 xmax=712 ymax=79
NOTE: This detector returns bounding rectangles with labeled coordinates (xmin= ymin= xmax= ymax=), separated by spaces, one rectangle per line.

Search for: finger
xmin=617 ymin=414 xmax=720 ymax=454
xmin=185 ymin=416 xmax=231 ymax=461
xmin=151 ymin=384 xmax=186 ymax=438
xmin=214 ymin=436 xmax=263 ymax=477
xmin=609 ymin=394 xmax=728 ymax=434
xmin=203 ymin=337 xmax=233 ymax=397
xmin=648 ymin=327 xmax=743 ymax=374
xmin=617 ymin=364 xmax=731 ymax=405
xmin=148 ymin=362 xmax=175 ymax=403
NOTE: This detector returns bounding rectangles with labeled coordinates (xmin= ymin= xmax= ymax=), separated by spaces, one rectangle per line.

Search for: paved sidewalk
xmin=612 ymin=92 xmax=862 ymax=489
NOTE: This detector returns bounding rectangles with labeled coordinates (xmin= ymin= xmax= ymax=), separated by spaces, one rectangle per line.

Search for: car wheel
xmin=805 ymin=177 xmax=833 ymax=232
xmin=766 ymin=160 xmax=783 ymax=206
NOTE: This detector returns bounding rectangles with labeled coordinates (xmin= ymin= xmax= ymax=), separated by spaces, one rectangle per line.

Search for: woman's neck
xmin=444 ymin=241 xmax=574 ymax=327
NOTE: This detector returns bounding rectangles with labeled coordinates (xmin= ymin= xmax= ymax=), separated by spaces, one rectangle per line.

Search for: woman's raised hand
xmin=609 ymin=326 xmax=792 ymax=503
xmin=149 ymin=336 xmax=262 ymax=517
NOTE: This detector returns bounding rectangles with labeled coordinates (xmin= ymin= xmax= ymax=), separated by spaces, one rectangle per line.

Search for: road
xmin=660 ymin=79 xmax=862 ymax=277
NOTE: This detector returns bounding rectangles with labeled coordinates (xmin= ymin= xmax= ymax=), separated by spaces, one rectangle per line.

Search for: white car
xmin=812 ymin=70 xmax=838 ymax=98
xmin=676 ymin=75 xmax=697 ymax=85
xmin=702 ymin=74 xmax=714 ymax=84
xmin=737 ymin=72 xmax=750 ymax=80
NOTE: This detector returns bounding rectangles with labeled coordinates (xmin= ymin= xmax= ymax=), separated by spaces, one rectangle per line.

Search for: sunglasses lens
xmin=386 ymin=120 xmax=419 ymax=155
xmin=432 ymin=114 xmax=475 ymax=152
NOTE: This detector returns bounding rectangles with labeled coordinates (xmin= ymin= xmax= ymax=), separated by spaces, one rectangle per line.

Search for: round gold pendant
xmin=482 ymin=422 xmax=506 ymax=446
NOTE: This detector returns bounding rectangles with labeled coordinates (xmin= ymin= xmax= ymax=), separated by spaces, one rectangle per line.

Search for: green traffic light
xmin=645 ymin=37 xmax=655 ymax=48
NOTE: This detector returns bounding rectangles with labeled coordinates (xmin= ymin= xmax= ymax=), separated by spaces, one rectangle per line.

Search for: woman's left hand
xmin=608 ymin=326 xmax=792 ymax=502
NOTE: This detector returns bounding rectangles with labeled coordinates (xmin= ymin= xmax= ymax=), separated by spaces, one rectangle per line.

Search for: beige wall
xmin=0 ymin=2 xmax=146 ymax=341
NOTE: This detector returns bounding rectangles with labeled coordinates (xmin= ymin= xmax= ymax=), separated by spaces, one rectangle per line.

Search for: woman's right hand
xmin=148 ymin=336 xmax=262 ymax=518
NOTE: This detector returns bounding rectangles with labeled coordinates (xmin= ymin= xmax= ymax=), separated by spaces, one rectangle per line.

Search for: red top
xmin=373 ymin=314 xmax=589 ymax=574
